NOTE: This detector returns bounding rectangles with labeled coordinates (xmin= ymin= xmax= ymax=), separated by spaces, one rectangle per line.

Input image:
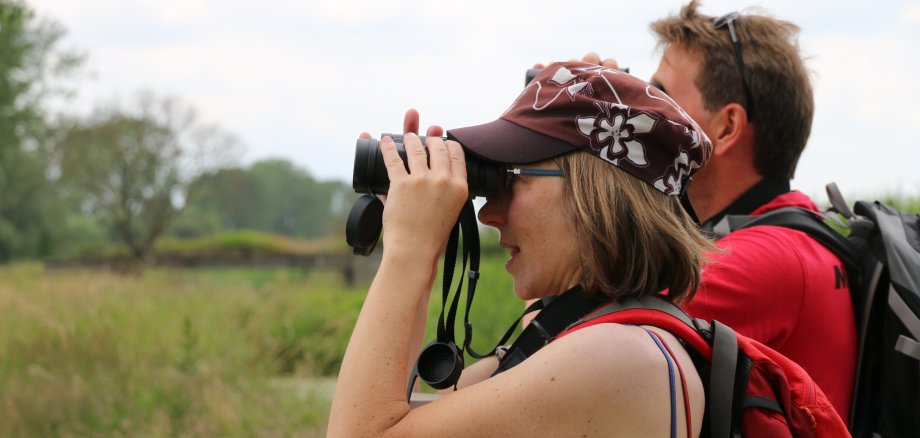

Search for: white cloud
xmin=798 ymin=23 xmax=920 ymax=200
xmin=23 ymin=0 xmax=920 ymax=198
xmin=905 ymin=3 xmax=920 ymax=23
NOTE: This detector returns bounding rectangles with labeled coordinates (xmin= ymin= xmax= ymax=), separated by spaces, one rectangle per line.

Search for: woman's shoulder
xmin=532 ymin=321 xmax=704 ymax=435
xmin=524 ymin=324 xmax=684 ymax=406
xmin=398 ymin=322 xmax=701 ymax=437
xmin=511 ymin=323 xmax=690 ymax=426
xmin=540 ymin=322 xmax=680 ymax=381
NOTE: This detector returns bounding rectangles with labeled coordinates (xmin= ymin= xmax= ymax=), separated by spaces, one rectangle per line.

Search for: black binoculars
xmin=352 ymin=134 xmax=504 ymax=198
xmin=347 ymin=134 xmax=504 ymax=255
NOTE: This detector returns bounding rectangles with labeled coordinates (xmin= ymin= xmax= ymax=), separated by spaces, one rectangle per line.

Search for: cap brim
xmin=446 ymin=118 xmax=576 ymax=164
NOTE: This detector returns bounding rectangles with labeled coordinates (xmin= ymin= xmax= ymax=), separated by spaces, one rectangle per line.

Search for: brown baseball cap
xmin=446 ymin=61 xmax=712 ymax=196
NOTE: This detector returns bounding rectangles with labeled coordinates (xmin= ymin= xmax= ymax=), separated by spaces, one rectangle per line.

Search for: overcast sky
xmin=29 ymin=0 xmax=920 ymax=203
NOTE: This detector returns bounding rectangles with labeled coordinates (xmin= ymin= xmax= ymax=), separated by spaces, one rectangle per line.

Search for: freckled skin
xmin=478 ymin=161 xmax=583 ymax=300
xmin=330 ymin=118 xmax=706 ymax=437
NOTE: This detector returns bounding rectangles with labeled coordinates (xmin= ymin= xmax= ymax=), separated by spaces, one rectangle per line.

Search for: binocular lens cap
xmin=346 ymin=194 xmax=384 ymax=256
xmin=416 ymin=341 xmax=464 ymax=390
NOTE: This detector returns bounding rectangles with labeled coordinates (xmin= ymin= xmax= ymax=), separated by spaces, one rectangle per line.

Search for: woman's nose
xmin=478 ymin=196 xmax=507 ymax=228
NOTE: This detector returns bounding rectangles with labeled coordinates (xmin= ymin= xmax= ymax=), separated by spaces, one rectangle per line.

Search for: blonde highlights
xmin=556 ymin=153 xmax=715 ymax=303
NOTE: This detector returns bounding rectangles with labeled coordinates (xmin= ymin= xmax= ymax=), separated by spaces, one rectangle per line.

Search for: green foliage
xmin=173 ymin=159 xmax=354 ymax=240
xmin=155 ymin=229 xmax=346 ymax=255
xmin=878 ymin=192 xmax=920 ymax=213
xmin=0 ymin=0 xmax=83 ymax=261
xmin=0 ymin=147 xmax=55 ymax=259
xmin=53 ymin=94 xmax=242 ymax=262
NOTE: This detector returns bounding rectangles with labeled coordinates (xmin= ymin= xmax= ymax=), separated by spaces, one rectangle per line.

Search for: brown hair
xmin=650 ymin=0 xmax=814 ymax=181
xmin=557 ymin=152 xmax=715 ymax=303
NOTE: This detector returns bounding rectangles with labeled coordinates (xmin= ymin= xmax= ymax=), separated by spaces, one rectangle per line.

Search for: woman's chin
xmin=512 ymin=283 xmax=548 ymax=301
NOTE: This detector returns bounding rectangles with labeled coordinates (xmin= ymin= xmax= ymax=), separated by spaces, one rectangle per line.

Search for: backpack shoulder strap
xmin=563 ymin=296 xmax=713 ymax=360
xmin=563 ymin=297 xmax=746 ymax=438
xmin=713 ymin=207 xmax=863 ymax=272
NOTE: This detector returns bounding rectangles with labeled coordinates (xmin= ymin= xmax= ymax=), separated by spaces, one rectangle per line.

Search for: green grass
xmin=66 ymin=230 xmax=349 ymax=262
xmin=0 ymin=253 xmax=521 ymax=436
xmin=4 ymin=190 xmax=916 ymax=435
xmin=155 ymin=230 xmax=349 ymax=255
xmin=0 ymin=263 xmax=363 ymax=436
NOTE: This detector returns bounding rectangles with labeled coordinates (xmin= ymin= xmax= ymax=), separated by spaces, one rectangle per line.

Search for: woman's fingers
xmin=403 ymin=108 xmax=420 ymax=135
xmin=426 ymin=136 xmax=450 ymax=175
xmin=446 ymin=140 xmax=467 ymax=183
xmin=426 ymin=124 xmax=444 ymax=138
xmin=380 ymin=136 xmax=408 ymax=180
xmin=601 ymin=58 xmax=620 ymax=69
xmin=389 ymin=110 xmax=458 ymax=183
xmin=581 ymin=52 xmax=601 ymax=64
xmin=403 ymin=132 xmax=429 ymax=176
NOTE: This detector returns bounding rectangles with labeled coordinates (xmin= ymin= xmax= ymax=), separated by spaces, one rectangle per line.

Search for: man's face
xmin=650 ymin=45 xmax=713 ymax=137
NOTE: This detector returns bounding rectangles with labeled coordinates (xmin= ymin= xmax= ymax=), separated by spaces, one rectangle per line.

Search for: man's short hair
xmin=651 ymin=0 xmax=814 ymax=181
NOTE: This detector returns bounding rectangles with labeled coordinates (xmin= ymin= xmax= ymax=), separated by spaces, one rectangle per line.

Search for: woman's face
xmin=478 ymin=160 xmax=582 ymax=300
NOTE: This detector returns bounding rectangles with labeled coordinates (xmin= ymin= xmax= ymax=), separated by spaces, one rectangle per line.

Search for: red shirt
xmin=683 ymin=191 xmax=857 ymax=423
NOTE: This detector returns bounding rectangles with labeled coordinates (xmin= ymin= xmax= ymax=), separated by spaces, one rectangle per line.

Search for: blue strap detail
xmin=643 ymin=327 xmax=677 ymax=438
xmin=506 ymin=168 xmax=565 ymax=177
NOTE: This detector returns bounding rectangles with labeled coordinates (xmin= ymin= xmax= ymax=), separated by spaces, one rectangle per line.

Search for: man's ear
xmin=709 ymin=102 xmax=751 ymax=157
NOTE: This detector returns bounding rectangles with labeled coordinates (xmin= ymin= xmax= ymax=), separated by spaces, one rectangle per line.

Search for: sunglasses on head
xmin=714 ymin=12 xmax=755 ymax=121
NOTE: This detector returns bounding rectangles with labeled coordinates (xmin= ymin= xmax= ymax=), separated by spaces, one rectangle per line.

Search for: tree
xmin=54 ymin=93 xmax=242 ymax=264
xmin=172 ymin=159 xmax=353 ymax=239
xmin=0 ymin=0 xmax=83 ymax=260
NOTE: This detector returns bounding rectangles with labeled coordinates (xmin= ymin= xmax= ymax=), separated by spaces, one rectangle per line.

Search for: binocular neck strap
xmin=451 ymin=199 xmax=521 ymax=360
xmin=492 ymin=286 xmax=605 ymax=375
xmin=407 ymin=200 xmax=481 ymax=397
xmin=435 ymin=200 xmax=478 ymax=347
xmin=407 ymin=201 xmax=604 ymax=399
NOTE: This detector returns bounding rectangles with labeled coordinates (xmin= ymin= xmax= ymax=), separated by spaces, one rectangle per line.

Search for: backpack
xmin=710 ymin=182 xmax=920 ymax=438
xmin=558 ymin=295 xmax=850 ymax=438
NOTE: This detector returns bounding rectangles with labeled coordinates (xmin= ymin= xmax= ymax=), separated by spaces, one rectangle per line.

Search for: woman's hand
xmin=379 ymin=130 xmax=468 ymax=260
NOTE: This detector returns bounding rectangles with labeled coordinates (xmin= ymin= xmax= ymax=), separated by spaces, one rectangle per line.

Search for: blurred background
xmin=1 ymin=0 xmax=918 ymax=436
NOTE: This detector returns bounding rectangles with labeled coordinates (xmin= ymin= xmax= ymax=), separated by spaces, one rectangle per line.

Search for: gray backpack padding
xmin=711 ymin=184 xmax=920 ymax=438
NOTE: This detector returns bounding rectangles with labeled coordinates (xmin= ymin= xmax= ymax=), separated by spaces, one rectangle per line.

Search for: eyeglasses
xmin=502 ymin=167 xmax=564 ymax=193
xmin=506 ymin=168 xmax=565 ymax=177
xmin=714 ymin=12 xmax=755 ymax=121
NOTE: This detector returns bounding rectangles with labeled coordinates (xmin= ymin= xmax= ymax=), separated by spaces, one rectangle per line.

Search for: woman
xmin=328 ymin=62 xmax=714 ymax=437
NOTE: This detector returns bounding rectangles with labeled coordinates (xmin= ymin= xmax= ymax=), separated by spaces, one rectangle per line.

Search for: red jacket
xmin=683 ymin=191 xmax=857 ymax=423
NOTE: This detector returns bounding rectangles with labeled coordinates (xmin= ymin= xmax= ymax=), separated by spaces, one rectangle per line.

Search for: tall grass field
xmin=2 ymin=193 xmax=917 ymax=435
xmin=0 ymin=255 xmax=520 ymax=436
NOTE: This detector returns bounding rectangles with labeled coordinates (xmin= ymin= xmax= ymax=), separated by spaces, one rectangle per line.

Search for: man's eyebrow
xmin=650 ymin=79 xmax=667 ymax=94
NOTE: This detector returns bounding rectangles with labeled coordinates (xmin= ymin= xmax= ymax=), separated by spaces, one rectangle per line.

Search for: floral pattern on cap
xmin=447 ymin=62 xmax=712 ymax=196
xmin=577 ymin=102 xmax=656 ymax=168
xmin=653 ymin=122 xmax=706 ymax=195
xmin=512 ymin=63 xmax=711 ymax=196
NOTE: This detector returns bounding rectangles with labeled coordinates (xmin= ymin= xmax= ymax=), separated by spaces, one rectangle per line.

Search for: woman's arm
xmin=333 ymin=316 xmax=699 ymax=437
xmin=327 ymin=121 xmax=702 ymax=436
xmin=327 ymin=131 xmax=469 ymax=436
xmin=358 ymin=110 xmax=443 ymax=387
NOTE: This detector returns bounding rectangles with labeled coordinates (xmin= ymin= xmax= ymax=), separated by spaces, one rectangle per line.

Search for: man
xmin=580 ymin=1 xmax=856 ymax=421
